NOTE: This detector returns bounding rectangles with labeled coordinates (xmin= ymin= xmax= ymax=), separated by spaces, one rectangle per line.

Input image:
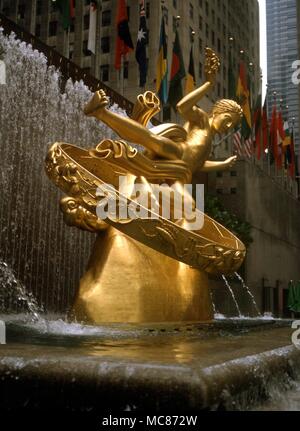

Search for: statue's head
xmin=210 ymin=99 xmax=243 ymax=134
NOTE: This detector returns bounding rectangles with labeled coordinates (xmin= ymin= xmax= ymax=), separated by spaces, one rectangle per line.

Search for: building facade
xmin=266 ymin=0 xmax=300 ymax=153
xmin=0 ymin=0 xmax=260 ymax=129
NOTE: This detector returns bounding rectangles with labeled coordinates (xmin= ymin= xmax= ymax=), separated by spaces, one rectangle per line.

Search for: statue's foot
xmin=84 ymin=90 xmax=109 ymax=117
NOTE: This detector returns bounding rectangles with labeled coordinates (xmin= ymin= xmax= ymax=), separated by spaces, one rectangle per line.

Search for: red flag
xmin=115 ymin=0 xmax=134 ymax=70
xmin=277 ymin=111 xmax=285 ymax=169
xmin=262 ymin=97 xmax=268 ymax=152
xmin=70 ymin=0 xmax=75 ymax=18
xmin=270 ymin=105 xmax=278 ymax=164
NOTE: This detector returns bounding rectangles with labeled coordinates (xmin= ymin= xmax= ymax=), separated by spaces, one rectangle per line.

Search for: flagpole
xmin=175 ymin=15 xmax=181 ymax=125
xmin=159 ymin=0 xmax=165 ymax=123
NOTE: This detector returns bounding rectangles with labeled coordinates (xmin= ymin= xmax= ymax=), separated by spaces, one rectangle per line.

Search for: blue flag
xmin=135 ymin=1 xmax=148 ymax=87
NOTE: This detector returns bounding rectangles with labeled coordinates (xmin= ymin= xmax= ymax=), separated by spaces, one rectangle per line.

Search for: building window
xmin=199 ymin=0 xmax=203 ymax=7
xmin=205 ymin=1 xmax=209 ymax=16
xmin=35 ymin=24 xmax=41 ymax=37
xmin=173 ymin=16 xmax=177 ymax=33
xmin=82 ymin=40 xmax=91 ymax=56
xmin=36 ymin=0 xmax=42 ymax=16
xmin=230 ymin=171 xmax=237 ymax=177
xmin=51 ymin=1 xmax=58 ymax=13
xmin=212 ymin=9 xmax=215 ymax=24
xmin=102 ymin=10 xmax=111 ymax=27
xmin=17 ymin=3 xmax=26 ymax=20
xmin=199 ymin=62 xmax=203 ymax=79
xmin=199 ymin=38 xmax=202 ymax=51
xmin=173 ymin=0 xmax=177 ymax=9
xmin=69 ymin=43 xmax=74 ymax=60
xmin=100 ymin=64 xmax=109 ymax=82
xmin=84 ymin=14 xmax=90 ymax=30
xmin=211 ymin=30 xmax=215 ymax=46
xmin=189 ymin=3 xmax=194 ymax=20
xmin=230 ymin=188 xmax=237 ymax=194
xmin=146 ymin=2 xmax=150 ymax=19
xmin=101 ymin=37 xmax=110 ymax=54
xmin=49 ymin=21 xmax=57 ymax=37
xmin=217 ymin=172 xmax=222 ymax=178
xmin=163 ymin=105 xmax=171 ymax=121
xmin=123 ymin=61 xmax=129 ymax=79
xmin=199 ymin=15 xmax=203 ymax=31
xmin=216 ymin=188 xmax=223 ymax=195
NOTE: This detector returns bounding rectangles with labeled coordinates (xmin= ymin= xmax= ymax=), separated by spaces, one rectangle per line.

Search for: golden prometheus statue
xmin=45 ymin=48 xmax=246 ymax=323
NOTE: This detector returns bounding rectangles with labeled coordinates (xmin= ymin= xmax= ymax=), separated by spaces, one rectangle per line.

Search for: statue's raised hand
xmin=84 ymin=89 xmax=109 ymax=116
xmin=205 ymin=48 xmax=220 ymax=84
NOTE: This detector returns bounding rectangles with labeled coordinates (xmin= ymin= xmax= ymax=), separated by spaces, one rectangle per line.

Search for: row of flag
xmin=232 ymin=58 xmax=298 ymax=180
xmin=55 ymin=0 xmax=194 ymax=105
xmin=54 ymin=1 xmax=297 ymax=183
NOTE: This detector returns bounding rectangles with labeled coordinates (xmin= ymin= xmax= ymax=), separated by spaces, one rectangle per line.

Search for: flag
xmin=283 ymin=121 xmax=291 ymax=147
xmin=185 ymin=46 xmax=195 ymax=95
xmin=244 ymin=134 xmax=253 ymax=159
xmin=135 ymin=0 xmax=148 ymax=87
xmin=156 ymin=16 xmax=168 ymax=105
xmin=236 ymin=61 xmax=252 ymax=135
xmin=270 ymin=105 xmax=278 ymax=165
xmin=88 ymin=1 xmax=97 ymax=54
xmin=168 ymin=30 xmax=186 ymax=111
xmin=56 ymin=0 xmax=74 ymax=30
xmin=233 ymin=129 xmax=252 ymax=159
xmin=115 ymin=0 xmax=134 ymax=70
xmin=70 ymin=0 xmax=75 ymax=18
xmin=284 ymin=122 xmax=292 ymax=168
xmin=262 ymin=96 xmax=268 ymax=152
xmin=276 ymin=110 xmax=285 ymax=169
xmin=233 ymin=129 xmax=243 ymax=157
xmin=295 ymin=155 xmax=300 ymax=194
xmin=253 ymin=93 xmax=262 ymax=160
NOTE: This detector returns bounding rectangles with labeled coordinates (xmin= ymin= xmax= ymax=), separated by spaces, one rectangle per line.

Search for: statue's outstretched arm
xmin=84 ymin=90 xmax=183 ymax=160
xmin=201 ymin=156 xmax=237 ymax=172
xmin=176 ymin=48 xmax=220 ymax=121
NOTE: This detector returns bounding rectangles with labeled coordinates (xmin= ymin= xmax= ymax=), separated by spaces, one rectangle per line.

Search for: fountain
xmin=0 ymin=26 xmax=299 ymax=413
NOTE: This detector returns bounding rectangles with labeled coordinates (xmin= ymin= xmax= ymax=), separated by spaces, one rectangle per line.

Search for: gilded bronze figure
xmin=45 ymin=48 xmax=245 ymax=323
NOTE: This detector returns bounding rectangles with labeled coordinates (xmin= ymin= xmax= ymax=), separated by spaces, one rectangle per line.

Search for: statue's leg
xmin=85 ymin=91 xmax=182 ymax=160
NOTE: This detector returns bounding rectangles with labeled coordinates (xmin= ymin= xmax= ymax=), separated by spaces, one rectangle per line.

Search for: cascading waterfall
xmin=0 ymin=29 xmax=128 ymax=313
xmin=222 ymin=275 xmax=242 ymax=317
xmin=0 ymin=260 xmax=41 ymax=321
xmin=234 ymin=272 xmax=261 ymax=316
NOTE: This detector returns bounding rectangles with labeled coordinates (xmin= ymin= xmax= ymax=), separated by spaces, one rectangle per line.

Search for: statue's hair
xmin=211 ymin=99 xmax=243 ymax=119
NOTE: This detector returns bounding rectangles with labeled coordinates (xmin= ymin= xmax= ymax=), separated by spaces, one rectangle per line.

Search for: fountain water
xmin=234 ymin=271 xmax=261 ymax=316
xmin=222 ymin=275 xmax=242 ymax=317
xmin=0 ymin=29 xmax=127 ymax=313
xmin=0 ymin=260 xmax=41 ymax=321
